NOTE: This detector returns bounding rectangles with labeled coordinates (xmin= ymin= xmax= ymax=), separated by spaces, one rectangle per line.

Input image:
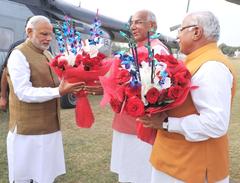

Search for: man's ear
xmin=150 ymin=21 xmax=157 ymax=32
xmin=26 ymin=28 xmax=33 ymax=37
xmin=192 ymin=27 xmax=203 ymax=40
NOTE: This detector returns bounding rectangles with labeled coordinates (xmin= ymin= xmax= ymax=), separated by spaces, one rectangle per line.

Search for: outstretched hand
xmin=136 ymin=112 xmax=168 ymax=129
xmin=83 ymin=80 xmax=103 ymax=95
xmin=59 ymin=80 xmax=86 ymax=96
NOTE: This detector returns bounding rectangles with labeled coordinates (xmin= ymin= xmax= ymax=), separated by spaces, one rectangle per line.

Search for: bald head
xmin=134 ymin=10 xmax=157 ymax=22
xmin=130 ymin=10 xmax=157 ymax=43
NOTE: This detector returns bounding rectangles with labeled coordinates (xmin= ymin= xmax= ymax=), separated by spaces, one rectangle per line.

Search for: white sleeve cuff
xmin=167 ymin=117 xmax=183 ymax=133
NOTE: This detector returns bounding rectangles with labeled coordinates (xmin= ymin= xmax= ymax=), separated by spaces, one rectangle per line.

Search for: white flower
xmin=140 ymin=62 xmax=155 ymax=105
xmin=58 ymin=54 xmax=76 ymax=66
xmin=161 ymin=77 xmax=171 ymax=89
xmin=82 ymin=39 xmax=104 ymax=58
xmin=67 ymin=54 xmax=76 ymax=66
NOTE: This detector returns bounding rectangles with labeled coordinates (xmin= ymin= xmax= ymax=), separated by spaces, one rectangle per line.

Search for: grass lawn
xmin=0 ymin=96 xmax=117 ymax=183
xmin=228 ymin=58 xmax=240 ymax=182
xmin=0 ymin=58 xmax=239 ymax=183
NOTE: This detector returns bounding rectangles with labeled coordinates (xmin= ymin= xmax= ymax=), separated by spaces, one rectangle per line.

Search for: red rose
xmin=165 ymin=54 xmax=178 ymax=65
xmin=115 ymin=69 xmax=131 ymax=85
xmin=75 ymin=54 xmax=83 ymax=66
xmin=97 ymin=52 xmax=106 ymax=60
xmin=179 ymin=68 xmax=192 ymax=80
xmin=125 ymin=96 xmax=145 ymax=117
xmin=145 ymin=87 xmax=160 ymax=104
xmin=58 ymin=58 xmax=68 ymax=69
xmin=158 ymin=89 xmax=168 ymax=103
xmin=167 ymin=61 xmax=187 ymax=76
xmin=138 ymin=52 xmax=149 ymax=63
xmin=110 ymin=98 xmax=123 ymax=113
xmin=84 ymin=63 xmax=93 ymax=71
xmin=91 ymin=57 xmax=99 ymax=66
xmin=82 ymin=54 xmax=91 ymax=66
xmin=50 ymin=54 xmax=62 ymax=67
xmin=167 ymin=85 xmax=183 ymax=99
xmin=51 ymin=58 xmax=59 ymax=67
xmin=172 ymin=65 xmax=191 ymax=86
xmin=155 ymin=54 xmax=178 ymax=69
xmin=173 ymin=72 xmax=188 ymax=87
xmin=80 ymin=54 xmax=94 ymax=71
xmin=125 ymin=85 xmax=141 ymax=98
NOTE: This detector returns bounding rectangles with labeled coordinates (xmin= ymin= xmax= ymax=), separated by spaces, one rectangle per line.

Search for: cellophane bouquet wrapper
xmin=50 ymin=52 xmax=112 ymax=128
xmin=100 ymin=52 xmax=195 ymax=144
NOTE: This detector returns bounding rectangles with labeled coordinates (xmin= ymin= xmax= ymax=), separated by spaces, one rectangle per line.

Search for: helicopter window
xmin=0 ymin=27 xmax=14 ymax=51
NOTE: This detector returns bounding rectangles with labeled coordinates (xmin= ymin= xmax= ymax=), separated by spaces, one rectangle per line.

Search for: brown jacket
xmin=7 ymin=40 xmax=61 ymax=135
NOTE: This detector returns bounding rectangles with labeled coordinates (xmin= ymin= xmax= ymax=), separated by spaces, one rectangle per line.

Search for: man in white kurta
xmin=110 ymin=10 xmax=169 ymax=183
xmin=7 ymin=16 xmax=83 ymax=183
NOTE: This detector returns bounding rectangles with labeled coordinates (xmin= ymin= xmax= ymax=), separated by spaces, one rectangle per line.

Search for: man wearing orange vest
xmin=138 ymin=11 xmax=236 ymax=183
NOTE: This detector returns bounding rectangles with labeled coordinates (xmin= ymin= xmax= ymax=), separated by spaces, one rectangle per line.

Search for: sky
xmin=66 ymin=0 xmax=240 ymax=46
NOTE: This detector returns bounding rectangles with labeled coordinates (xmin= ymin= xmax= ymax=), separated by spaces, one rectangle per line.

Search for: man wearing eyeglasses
xmin=110 ymin=9 xmax=169 ymax=183
xmin=137 ymin=11 xmax=236 ymax=183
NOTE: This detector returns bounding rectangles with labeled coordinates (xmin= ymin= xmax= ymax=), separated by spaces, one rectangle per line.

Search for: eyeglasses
xmin=178 ymin=25 xmax=198 ymax=33
xmin=129 ymin=20 xmax=148 ymax=26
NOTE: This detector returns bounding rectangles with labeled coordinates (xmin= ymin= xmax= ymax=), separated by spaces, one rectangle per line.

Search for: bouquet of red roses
xmin=100 ymin=51 xmax=193 ymax=143
xmin=49 ymin=15 xmax=112 ymax=128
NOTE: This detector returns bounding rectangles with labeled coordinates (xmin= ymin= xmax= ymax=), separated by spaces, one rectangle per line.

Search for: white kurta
xmin=7 ymin=130 xmax=65 ymax=183
xmin=151 ymin=61 xmax=233 ymax=183
xmin=7 ymin=49 xmax=65 ymax=183
xmin=151 ymin=168 xmax=229 ymax=183
xmin=110 ymin=41 xmax=169 ymax=183
xmin=111 ymin=130 xmax=152 ymax=183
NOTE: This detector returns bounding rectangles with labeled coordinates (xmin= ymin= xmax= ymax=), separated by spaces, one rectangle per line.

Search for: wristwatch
xmin=162 ymin=117 xmax=168 ymax=131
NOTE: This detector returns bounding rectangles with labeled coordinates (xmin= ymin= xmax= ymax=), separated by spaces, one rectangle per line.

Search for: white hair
xmin=25 ymin=15 xmax=51 ymax=32
xmin=133 ymin=9 xmax=157 ymax=22
xmin=146 ymin=10 xmax=157 ymax=22
xmin=141 ymin=10 xmax=157 ymax=31
xmin=187 ymin=11 xmax=220 ymax=41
